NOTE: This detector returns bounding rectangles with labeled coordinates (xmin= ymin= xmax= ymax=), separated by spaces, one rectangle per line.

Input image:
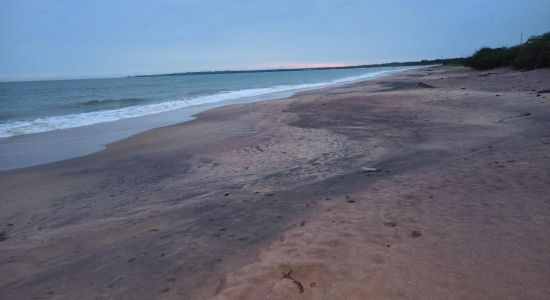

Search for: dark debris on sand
xmin=282 ymin=270 xmax=304 ymax=293
xmin=412 ymin=230 xmax=422 ymax=238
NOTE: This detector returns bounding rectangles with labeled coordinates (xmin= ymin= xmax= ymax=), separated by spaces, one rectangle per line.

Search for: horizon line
xmin=0 ymin=57 xmax=460 ymax=83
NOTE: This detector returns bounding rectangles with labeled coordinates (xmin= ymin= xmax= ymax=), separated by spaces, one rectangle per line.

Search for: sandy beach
xmin=1 ymin=66 xmax=549 ymax=299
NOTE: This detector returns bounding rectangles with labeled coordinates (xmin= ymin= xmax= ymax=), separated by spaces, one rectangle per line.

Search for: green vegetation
xmin=465 ymin=32 xmax=550 ymax=70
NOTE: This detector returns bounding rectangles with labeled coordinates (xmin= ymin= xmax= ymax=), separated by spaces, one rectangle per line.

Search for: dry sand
xmin=1 ymin=66 xmax=549 ymax=299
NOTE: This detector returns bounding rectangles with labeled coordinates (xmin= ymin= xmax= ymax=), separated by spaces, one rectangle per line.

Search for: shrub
xmin=512 ymin=32 xmax=550 ymax=69
xmin=467 ymin=46 xmax=518 ymax=70
xmin=466 ymin=32 xmax=550 ymax=70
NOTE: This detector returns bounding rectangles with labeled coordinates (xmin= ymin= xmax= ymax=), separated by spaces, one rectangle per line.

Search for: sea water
xmin=0 ymin=66 xmax=415 ymax=169
xmin=0 ymin=66 xmax=415 ymax=138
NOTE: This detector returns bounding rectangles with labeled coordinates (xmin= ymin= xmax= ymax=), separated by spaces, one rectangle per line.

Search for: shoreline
xmin=0 ymin=66 xmax=418 ymax=171
xmin=1 ymin=66 xmax=549 ymax=299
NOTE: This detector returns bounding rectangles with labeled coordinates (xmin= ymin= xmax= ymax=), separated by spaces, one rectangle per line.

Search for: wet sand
xmin=1 ymin=66 xmax=550 ymax=299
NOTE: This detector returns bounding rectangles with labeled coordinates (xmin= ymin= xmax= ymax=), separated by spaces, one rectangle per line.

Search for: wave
xmin=0 ymin=68 xmax=409 ymax=138
xmin=78 ymin=97 xmax=149 ymax=109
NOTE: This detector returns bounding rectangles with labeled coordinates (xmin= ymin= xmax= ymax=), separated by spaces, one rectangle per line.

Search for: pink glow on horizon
xmin=261 ymin=62 xmax=352 ymax=69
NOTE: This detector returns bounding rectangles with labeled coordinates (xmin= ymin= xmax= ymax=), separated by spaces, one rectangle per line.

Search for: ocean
xmin=0 ymin=66 xmax=416 ymax=170
xmin=0 ymin=66 xmax=413 ymax=138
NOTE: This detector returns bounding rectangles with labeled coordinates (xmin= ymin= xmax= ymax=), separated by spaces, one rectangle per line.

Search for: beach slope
xmin=1 ymin=66 xmax=549 ymax=299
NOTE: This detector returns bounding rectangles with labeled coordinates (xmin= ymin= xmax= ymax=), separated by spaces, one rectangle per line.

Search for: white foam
xmin=0 ymin=67 xmax=411 ymax=138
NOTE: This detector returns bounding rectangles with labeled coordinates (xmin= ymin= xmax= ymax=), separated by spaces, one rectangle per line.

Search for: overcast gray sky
xmin=1 ymin=0 xmax=549 ymax=81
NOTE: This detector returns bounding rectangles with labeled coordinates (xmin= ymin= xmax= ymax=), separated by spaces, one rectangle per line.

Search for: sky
xmin=1 ymin=0 xmax=549 ymax=81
